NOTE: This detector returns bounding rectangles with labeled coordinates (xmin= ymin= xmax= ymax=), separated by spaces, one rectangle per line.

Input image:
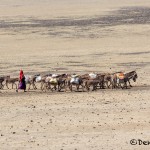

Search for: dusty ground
xmin=0 ymin=0 xmax=150 ymax=149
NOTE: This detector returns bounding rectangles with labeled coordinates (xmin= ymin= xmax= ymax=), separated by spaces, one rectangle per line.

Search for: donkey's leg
xmin=42 ymin=82 xmax=46 ymax=90
xmin=51 ymin=84 xmax=55 ymax=91
xmin=43 ymin=83 xmax=47 ymax=92
xmin=59 ymin=84 xmax=63 ymax=92
xmin=65 ymin=81 xmax=70 ymax=92
xmin=92 ymin=84 xmax=95 ymax=91
xmin=33 ymin=82 xmax=37 ymax=90
xmin=57 ymin=84 xmax=61 ymax=92
xmin=76 ymin=85 xmax=79 ymax=91
xmin=125 ymin=82 xmax=128 ymax=89
xmin=57 ymin=83 xmax=60 ymax=92
xmin=6 ymin=82 xmax=10 ymax=89
xmin=31 ymin=82 xmax=34 ymax=90
xmin=93 ymin=83 xmax=98 ymax=91
xmin=12 ymin=83 xmax=14 ymax=89
xmin=0 ymin=82 xmax=2 ymax=89
xmin=101 ymin=81 xmax=105 ymax=89
xmin=42 ymin=82 xmax=47 ymax=92
xmin=41 ymin=82 xmax=44 ymax=90
xmin=31 ymin=82 xmax=34 ymax=89
xmin=2 ymin=82 xmax=5 ymax=89
xmin=16 ymin=84 xmax=19 ymax=92
xmin=128 ymin=80 xmax=132 ymax=87
xmin=40 ymin=82 xmax=42 ymax=90
xmin=41 ymin=82 xmax=44 ymax=91
xmin=87 ymin=86 xmax=90 ymax=91
xmin=58 ymin=85 xmax=60 ymax=92
xmin=120 ymin=83 xmax=124 ymax=89
xmin=86 ymin=84 xmax=90 ymax=91
xmin=58 ymin=83 xmax=63 ymax=92
xmin=49 ymin=84 xmax=53 ymax=92
xmin=28 ymin=83 xmax=31 ymax=91
xmin=106 ymin=81 xmax=109 ymax=88
xmin=64 ymin=82 xmax=68 ymax=92
xmin=65 ymin=86 xmax=67 ymax=92
xmin=113 ymin=82 xmax=117 ymax=89
xmin=32 ymin=83 xmax=36 ymax=90
xmin=81 ymin=84 xmax=85 ymax=92
xmin=14 ymin=83 xmax=17 ymax=89
xmin=0 ymin=83 xmax=3 ymax=89
xmin=96 ymin=82 xmax=99 ymax=90
xmin=107 ymin=81 xmax=111 ymax=88
xmin=61 ymin=83 xmax=65 ymax=90
xmin=69 ymin=85 xmax=72 ymax=92
xmin=54 ymin=85 xmax=57 ymax=91
xmin=61 ymin=81 xmax=66 ymax=91
xmin=121 ymin=82 xmax=126 ymax=89
xmin=111 ymin=81 xmax=114 ymax=89
xmin=95 ymin=83 xmax=98 ymax=90
xmin=117 ymin=83 xmax=121 ymax=88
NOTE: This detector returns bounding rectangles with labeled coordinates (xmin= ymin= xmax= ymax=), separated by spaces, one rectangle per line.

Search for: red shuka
xmin=20 ymin=70 xmax=24 ymax=81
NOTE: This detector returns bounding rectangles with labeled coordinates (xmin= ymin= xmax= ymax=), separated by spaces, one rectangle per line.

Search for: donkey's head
xmin=132 ymin=71 xmax=138 ymax=82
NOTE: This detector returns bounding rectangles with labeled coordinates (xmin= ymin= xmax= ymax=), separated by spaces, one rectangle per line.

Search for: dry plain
xmin=0 ymin=0 xmax=150 ymax=149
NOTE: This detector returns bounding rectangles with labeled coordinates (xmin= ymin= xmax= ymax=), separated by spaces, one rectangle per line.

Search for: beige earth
xmin=0 ymin=0 xmax=150 ymax=149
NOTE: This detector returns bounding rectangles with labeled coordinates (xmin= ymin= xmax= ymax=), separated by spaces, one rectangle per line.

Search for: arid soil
xmin=0 ymin=0 xmax=150 ymax=149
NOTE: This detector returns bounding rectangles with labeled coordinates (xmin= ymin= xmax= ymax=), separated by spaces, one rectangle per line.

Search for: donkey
xmin=4 ymin=76 xmax=19 ymax=89
xmin=65 ymin=75 xmax=85 ymax=92
xmin=31 ymin=74 xmax=52 ymax=90
xmin=123 ymin=71 xmax=138 ymax=88
xmin=26 ymin=74 xmax=40 ymax=90
xmin=113 ymin=71 xmax=138 ymax=89
xmin=0 ymin=76 xmax=10 ymax=89
xmin=42 ymin=74 xmax=68 ymax=92
xmin=84 ymin=74 xmax=105 ymax=91
xmin=104 ymin=73 xmax=113 ymax=88
xmin=84 ymin=79 xmax=99 ymax=91
xmin=103 ymin=71 xmax=124 ymax=89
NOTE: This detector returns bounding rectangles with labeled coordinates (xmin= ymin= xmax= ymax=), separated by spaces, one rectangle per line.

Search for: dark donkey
xmin=123 ymin=71 xmax=138 ymax=88
xmin=0 ymin=76 xmax=10 ymax=89
xmin=113 ymin=71 xmax=138 ymax=89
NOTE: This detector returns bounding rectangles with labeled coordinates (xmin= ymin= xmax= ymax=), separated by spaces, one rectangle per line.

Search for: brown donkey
xmin=84 ymin=74 xmax=105 ymax=91
xmin=4 ymin=76 xmax=19 ymax=89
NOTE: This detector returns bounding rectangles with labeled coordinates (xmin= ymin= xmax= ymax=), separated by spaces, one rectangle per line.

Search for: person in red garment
xmin=16 ymin=70 xmax=26 ymax=92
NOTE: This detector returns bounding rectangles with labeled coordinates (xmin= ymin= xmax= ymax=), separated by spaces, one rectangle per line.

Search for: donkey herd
xmin=0 ymin=71 xmax=138 ymax=92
